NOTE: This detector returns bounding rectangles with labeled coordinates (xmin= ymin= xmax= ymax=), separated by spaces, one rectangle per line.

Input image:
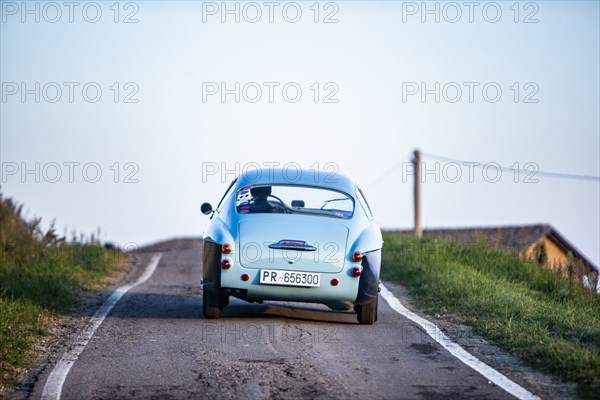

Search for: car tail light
xmin=222 ymin=243 xmax=232 ymax=254
xmin=241 ymin=274 xmax=250 ymax=281
xmin=351 ymin=267 xmax=361 ymax=277
xmin=330 ymin=278 xmax=339 ymax=286
xmin=221 ymin=259 xmax=231 ymax=269
xmin=352 ymin=251 xmax=363 ymax=262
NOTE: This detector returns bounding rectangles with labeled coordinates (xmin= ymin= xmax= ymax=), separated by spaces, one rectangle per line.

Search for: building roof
xmin=393 ymin=224 xmax=597 ymax=272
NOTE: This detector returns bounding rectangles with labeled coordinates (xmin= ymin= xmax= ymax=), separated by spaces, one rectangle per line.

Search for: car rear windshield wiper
xmin=320 ymin=198 xmax=350 ymax=210
xmin=294 ymin=209 xmax=347 ymax=219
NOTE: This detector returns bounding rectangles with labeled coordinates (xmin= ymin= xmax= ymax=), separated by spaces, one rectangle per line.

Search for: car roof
xmin=235 ymin=168 xmax=357 ymax=194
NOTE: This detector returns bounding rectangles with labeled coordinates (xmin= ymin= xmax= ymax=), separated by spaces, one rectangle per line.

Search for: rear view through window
xmin=236 ymin=185 xmax=354 ymax=219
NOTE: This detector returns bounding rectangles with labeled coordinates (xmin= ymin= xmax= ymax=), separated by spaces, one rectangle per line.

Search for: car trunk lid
xmin=238 ymin=217 xmax=349 ymax=273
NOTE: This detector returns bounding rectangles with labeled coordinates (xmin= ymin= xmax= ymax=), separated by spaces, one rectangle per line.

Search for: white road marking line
xmin=379 ymin=284 xmax=540 ymax=400
xmin=41 ymin=253 xmax=163 ymax=400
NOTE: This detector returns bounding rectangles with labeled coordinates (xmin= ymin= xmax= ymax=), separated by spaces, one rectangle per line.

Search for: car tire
xmin=220 ymin=292 xmax=230 ymax=308
xmin=356 ymin=295 xmax=378 ymax=325
xmin=202 ymin=290 xmax=222 ymax=319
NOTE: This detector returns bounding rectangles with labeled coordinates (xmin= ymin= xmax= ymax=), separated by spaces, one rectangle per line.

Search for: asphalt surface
xmin=26 ymin=247 xmax=543 ymax=400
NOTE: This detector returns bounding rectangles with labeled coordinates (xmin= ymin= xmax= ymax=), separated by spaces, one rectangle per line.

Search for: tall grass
xmin=381 ymin=233 xmax=600 ymax=399
xmin=0 ymin=192 xmax=127 ymax=395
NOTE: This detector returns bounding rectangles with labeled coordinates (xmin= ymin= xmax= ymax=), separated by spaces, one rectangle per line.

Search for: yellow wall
xmin=524 ymin=237 xmax=569 ymax=272
xmin=524 ymin=236 xmax=597 ymax=287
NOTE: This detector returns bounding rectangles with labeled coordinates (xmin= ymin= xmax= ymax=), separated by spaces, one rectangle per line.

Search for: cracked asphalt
xmin=23 ymin=245 xmax=573 ymax=400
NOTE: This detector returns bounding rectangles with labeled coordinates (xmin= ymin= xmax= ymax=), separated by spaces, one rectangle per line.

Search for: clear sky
xmin=1 ymin=1 xmax=599 ymax=265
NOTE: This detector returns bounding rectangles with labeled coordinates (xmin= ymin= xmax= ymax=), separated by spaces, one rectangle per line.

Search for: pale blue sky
xmin=1 ymin=1 xmax=599 ymax=265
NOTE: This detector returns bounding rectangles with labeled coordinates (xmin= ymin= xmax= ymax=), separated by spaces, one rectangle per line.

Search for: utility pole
xmin=413 ymin=149 xmax=422 ymax=238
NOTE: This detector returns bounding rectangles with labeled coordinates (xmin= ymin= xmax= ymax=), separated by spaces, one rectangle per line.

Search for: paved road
xmin=30 ymin=247 xmax=524 ymax=399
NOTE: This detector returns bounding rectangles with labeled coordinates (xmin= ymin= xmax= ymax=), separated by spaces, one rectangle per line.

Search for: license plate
xmin=259 ymin=269 xmax=321 ymax=287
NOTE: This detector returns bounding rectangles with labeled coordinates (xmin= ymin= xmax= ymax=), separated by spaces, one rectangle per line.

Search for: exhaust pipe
xmin=232 ymin=289 xmax=241 ymax=297
xmin=224 ymin=289 xmax=231 ymax=296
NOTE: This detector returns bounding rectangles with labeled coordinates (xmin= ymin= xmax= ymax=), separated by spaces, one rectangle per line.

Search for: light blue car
xmin=200 ymin=168 xmax=383 ymax=324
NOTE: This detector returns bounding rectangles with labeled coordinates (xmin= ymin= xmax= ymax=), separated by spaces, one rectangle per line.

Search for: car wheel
xmin=203 ymin=290 xmax=222 ymax=319
xmin=220 ymin=292 xmax=230 ymax=308
xmin=356 ymin=295 xmax=378 ymax=325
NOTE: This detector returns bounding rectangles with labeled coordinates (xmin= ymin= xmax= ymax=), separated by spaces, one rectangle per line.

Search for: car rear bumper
xmin=203 ymin=239 xmax=382 ymax=309
xmin=221 ymin=265 xmax=361 ymax=306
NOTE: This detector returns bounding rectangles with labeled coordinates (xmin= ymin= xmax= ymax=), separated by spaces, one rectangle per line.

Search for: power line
xmin=365 ymin=153 xmax=411 ymax=190
xmin=364 ymin=151 xmax=599 ymax=190
xmin=422 ymin=152 xmax=600 ymax=182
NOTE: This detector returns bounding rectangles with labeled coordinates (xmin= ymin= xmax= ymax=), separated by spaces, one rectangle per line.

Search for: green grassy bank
xmin=0 ymin=193 xmax=128 ymax=396
xmin=381 ymin=232 xmax=599 ymax=399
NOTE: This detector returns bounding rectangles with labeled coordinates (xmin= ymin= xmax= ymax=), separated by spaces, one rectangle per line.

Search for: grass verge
xmin=0 ymin=193 xmax=129 ymax=396
xmin=381 ymin=232 xmax=599 ymax=399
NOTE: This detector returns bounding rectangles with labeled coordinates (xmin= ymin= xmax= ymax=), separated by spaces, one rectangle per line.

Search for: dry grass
xmin=0 ymin=192 xmax=128 ymax=396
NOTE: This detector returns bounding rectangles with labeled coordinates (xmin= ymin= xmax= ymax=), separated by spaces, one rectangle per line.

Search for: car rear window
xmin=236 ymin=185 xmax=354 ymax=219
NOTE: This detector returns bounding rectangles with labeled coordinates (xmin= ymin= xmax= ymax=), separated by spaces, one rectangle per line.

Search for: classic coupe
xmin=200 ymin=168 xmax=383 ymax=324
